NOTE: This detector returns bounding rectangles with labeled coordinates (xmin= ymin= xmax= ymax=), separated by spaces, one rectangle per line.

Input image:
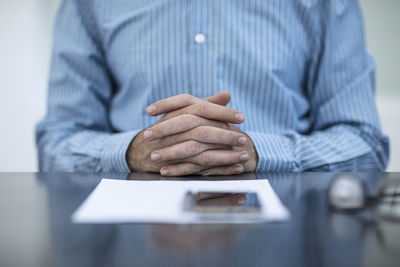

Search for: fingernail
xmin=237 ymin=195 xmax=246 ymax=205
xmin=238 ymin=136 xmax=247 ymax=145
xmin=151 ymin=153 xmax=161 ymax=161
xmin=146 ymin=105 xmax=156 ymax=114
xmin=143 ymin=130 xmax=153 ymax=139
xmin=160 ymin=168 xmax=169 ymax=176
xmin=240 ymin=153 xmax=249 ymax=161
xmin=234 ymin=165 xmax=244 ymax=174
xmin=235 ymin=113 xmax=245 ymax=122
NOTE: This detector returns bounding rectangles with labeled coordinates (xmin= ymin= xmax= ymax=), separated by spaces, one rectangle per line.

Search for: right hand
xmin=126 ymin=91 xmax=249 ymax=175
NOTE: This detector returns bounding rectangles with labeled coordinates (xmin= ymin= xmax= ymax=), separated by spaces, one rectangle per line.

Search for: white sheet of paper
xmin=72 ymin=179 xmax=290 ymax=224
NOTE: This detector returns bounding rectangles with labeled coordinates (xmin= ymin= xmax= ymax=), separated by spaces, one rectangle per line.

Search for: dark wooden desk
xmin=0 ymin=172 xmax=399 ymax=267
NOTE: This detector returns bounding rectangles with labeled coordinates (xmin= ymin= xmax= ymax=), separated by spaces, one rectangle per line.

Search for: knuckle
xmin=173 ymin=147 xmax=186 ymax=159
xmin=188 ymin=164 xmax=200 ymax=174
xmin=196 ymin=102 xmax=210 ymax=116
xmin=193 ymin=126 xmax=209 ymax=140
xmin=199 ymin=153 xmax=212 ymax=166
xmin=182 ymin=94 xmax=193 ymax=104
xmin=181 ymin=113 xmax=199 ymax=126
xmin=179 ymin=114 xmax=192 ymax=125
xmin=188 ymin=141 xmax=203 ymax=155
xmin=191 ymin=127 xmax=201 ymax=140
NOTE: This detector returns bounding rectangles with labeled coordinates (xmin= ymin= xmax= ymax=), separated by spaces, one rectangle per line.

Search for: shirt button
xmin=194 ymin=33 xmax=206 ymax=44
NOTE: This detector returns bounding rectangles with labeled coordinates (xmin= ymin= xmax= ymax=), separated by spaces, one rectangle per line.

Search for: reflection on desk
xmin=0 ymin=172 xmax=399 ymax=267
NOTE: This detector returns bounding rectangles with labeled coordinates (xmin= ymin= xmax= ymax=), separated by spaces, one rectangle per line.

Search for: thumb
xmin=205 ymin=90 xmax=231 ymax=106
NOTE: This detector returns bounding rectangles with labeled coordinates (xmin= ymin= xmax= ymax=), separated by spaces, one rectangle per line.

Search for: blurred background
xmin=0 ymin=0 xmax=399 ymax=172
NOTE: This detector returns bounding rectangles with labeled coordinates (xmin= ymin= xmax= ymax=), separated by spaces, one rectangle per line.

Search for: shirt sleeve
xmin=35 ymin=0 xmax=140 ymax=172
xmin=246 ymin=1 xmax=389 ymax=172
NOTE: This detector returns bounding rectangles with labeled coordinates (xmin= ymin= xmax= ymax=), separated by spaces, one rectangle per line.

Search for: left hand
xmin=145 ymin=92 xmax=258 ymax=176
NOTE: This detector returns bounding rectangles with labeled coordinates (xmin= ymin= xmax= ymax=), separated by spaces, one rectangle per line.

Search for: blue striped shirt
xmin=36 ymin=0 xmax=390 ymax=172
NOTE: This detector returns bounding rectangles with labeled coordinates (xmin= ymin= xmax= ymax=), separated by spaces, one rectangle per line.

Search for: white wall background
xmin=362 ymin=0 xmax=400 ymax=171
xmin=0 ymin=0 xmax=398 ymax=172
xmin=0 ymin=0 xmax=58 ymax=172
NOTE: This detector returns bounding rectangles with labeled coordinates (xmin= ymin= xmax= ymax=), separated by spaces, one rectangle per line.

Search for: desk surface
xmin=0 ymin=172 xmax=399 ymax=267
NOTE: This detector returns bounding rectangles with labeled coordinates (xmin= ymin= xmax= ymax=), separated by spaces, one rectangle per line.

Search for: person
xmin=36 ymin=0 xmax=389 ymax=176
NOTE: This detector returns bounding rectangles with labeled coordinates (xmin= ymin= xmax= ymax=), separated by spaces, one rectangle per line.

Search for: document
xmin=72 ymin=178 xmax=290 ymax=224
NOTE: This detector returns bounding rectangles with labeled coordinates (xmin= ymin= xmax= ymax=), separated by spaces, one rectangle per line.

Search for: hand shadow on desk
xmin=127 ymin=171 xmax=257 ymax=181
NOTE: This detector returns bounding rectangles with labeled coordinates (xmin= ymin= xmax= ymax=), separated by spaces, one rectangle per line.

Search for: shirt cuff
xmin=100 ymin=130 xmax=142 ymax=172
xmin=245 ymin=131 xmax=297 ymax=172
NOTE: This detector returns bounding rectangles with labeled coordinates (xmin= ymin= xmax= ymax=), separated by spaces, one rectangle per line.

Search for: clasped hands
xmin=127 ymin=91 xmax=258 ymax=176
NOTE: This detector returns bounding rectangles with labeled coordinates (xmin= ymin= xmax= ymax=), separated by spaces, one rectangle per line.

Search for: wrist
xmin=242 ymin=132 xmax=258 ymax=172
xmin=126 ymin=130 xmax=145 ymax=171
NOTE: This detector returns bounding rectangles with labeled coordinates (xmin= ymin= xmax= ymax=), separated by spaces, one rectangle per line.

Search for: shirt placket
xmin=190 ymin=0 xmax=209 ymax=96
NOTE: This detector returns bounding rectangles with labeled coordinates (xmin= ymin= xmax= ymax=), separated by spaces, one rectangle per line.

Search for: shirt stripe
xmin=36 ymin=0 xmax=389 ymax=172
